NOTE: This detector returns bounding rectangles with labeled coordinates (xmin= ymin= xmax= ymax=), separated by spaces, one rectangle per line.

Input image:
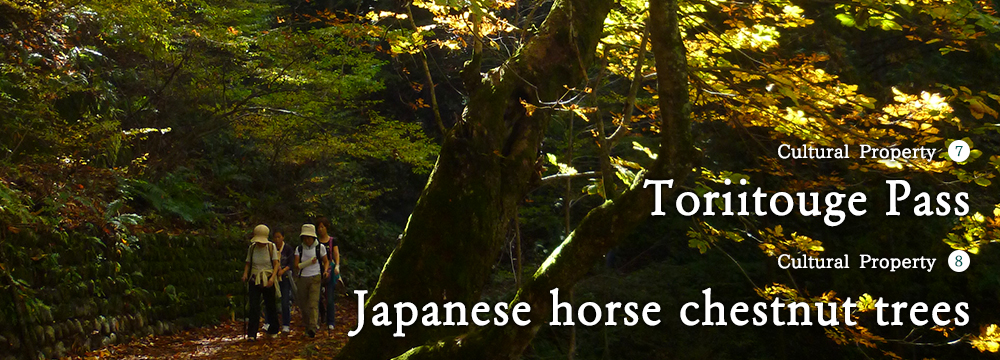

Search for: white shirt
xmin=245 ymin=243 xmax=277 ymax=282
xmin=246 ymin=243 xmax=281 ymax=285
xmin=295 ymin=242 xmax=327 ymax=277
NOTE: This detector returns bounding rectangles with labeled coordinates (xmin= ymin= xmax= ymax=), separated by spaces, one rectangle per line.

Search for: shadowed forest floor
xmin=68 ymin=296 xmax=358 ymax=359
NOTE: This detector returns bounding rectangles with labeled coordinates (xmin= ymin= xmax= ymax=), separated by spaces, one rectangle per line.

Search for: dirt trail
xmin=68 ymin=297 xmax=358 ymax=359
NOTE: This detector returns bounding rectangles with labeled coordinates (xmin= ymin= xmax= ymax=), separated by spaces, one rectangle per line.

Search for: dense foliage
xmin=1 ymin=0 xmax=434 ymax=358
xmin=2 ymin=0 xmax=1000 ymax=358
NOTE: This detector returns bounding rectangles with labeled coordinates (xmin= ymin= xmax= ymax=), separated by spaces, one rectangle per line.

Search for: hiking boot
xmin=282 ymin=326 xmax=291 ymax=333
xmin=328 ymin=325 xmax=335 ymax=330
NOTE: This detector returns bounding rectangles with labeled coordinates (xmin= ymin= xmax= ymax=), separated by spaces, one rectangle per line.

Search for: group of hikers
xmin=240 ymin=219 xmax=341 ymax=340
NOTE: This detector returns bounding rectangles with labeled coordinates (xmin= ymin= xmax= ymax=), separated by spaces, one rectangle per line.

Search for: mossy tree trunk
xmin=337 ymin=0 xmax=691 ymax=357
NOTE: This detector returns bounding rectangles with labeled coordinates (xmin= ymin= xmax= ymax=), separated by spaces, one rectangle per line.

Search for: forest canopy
xmin=2 ymin=0 xmax=1000 ymax=358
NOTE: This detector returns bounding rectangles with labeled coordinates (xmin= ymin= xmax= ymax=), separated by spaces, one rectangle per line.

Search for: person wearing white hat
xmin=294 ymin=223 xmax=329 ymax=337
xmin=241 ymin=224 xmax=280 ymax=340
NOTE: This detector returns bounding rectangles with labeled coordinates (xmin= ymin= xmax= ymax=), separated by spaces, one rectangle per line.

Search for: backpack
xmin=297 ymin=243 xmax=326 ymax=277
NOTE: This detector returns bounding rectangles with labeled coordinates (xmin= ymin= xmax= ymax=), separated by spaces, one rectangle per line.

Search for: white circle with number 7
xmin=948 ymin=250 xmax=970 ymax=272
xmin=948 ymin=140 xmax=971 ymax=162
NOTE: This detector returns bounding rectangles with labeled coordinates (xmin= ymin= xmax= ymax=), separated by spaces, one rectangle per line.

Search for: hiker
xmin=294 ymin=223 xmax=329 ymax=338
xmin=316 ymin=219 xmax=341 ymax=330
xmin=273 ymin=230 xmax=295 ymax=333
xmin=240 ymin=224 xmax=280 ymax=340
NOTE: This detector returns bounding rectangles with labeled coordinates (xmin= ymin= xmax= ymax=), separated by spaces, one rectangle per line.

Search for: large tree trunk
xmin=339 ymin=0 xmax=691 ymax=357
xmin=336 ymin=0 xmax=613 ymax=358
xmin=381 ymin=1 xmax=693 ymax=357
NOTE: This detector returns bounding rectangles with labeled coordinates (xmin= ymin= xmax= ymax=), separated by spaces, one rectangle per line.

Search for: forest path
xmin=68 ymin=296 xmax=358 ymax=360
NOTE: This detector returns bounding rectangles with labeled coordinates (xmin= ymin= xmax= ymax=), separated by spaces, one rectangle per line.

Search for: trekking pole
xmin=243 ymin=280 xmax=249 ymax=340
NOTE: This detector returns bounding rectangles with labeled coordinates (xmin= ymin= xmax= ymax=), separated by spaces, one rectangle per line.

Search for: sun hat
xmin=251 ymin=224 xmax=270 ymax=244
xmin=300 ymin=224 xmax=318 ymax=238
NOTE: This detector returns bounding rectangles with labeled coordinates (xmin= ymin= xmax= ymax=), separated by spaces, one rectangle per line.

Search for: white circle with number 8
xmin=948 ymin=250 xmax=970 ymax=273
xmin=948 ymin=140 xmax=970 ymax=162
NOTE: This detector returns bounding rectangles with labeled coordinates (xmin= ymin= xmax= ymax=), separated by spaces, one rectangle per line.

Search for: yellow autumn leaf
xmin=857 ymin=293 xmax=876 ymax=312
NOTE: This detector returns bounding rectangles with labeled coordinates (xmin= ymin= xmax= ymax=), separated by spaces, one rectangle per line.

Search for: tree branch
xmin=406 ymin=3 xmax=447 ymax=135
xmin=539 ymin=171 xmax=600 ymax=187
xmin=608 ymin=23 xmax=648 ymax=145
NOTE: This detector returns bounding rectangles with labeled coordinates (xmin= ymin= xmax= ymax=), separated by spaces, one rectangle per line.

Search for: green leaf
xmin=880 ymin=19 xmax=902 ymax=31
xmin=836 ymin=13 xmax=856 ymax=27
xmin=688 ymin=238 xmax=710 ymax=254
xmin=546 ymin=153 xmax=558 ymax=165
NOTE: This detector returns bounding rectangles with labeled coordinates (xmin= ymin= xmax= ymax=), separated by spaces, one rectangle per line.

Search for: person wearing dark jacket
xmin=316 ymin=220 xmax=340 ymax=330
